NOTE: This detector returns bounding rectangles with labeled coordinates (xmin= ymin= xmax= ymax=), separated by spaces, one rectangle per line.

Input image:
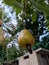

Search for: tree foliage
xmin=4 ymin=0 xmax=49 ymax=30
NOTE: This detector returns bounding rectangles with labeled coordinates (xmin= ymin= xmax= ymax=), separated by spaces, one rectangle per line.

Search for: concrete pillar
xmin=19 ymin=48 xmax=49 ymax=65
xmin=19 ymin=52 xmax=39 ymax=65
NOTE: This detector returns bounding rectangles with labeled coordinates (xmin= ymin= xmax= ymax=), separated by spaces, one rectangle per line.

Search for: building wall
xmin=19 ymin=52 xmax=39 ymax=65
xmin=37 ymin=53 xmax=49 ymax=65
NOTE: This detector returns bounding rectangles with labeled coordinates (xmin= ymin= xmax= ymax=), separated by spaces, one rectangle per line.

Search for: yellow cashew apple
xmin=18 ymin=29 xmax=35 ymax=48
